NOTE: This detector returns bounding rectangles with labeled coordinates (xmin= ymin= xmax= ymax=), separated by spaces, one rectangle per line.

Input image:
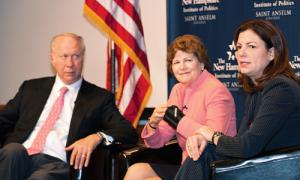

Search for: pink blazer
xmin=142 ymin=70 xmax=237 ymax=163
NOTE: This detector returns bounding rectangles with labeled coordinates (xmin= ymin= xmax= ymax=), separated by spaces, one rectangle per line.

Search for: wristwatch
xmin=212 ymin=131 xmax=224 ymax=145
xmin=96 ymin=131 xmax=114 ymax=146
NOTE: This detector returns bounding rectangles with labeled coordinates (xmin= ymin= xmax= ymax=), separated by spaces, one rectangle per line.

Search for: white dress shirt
xmin=23 ymin=76 xmax=82 ymax=162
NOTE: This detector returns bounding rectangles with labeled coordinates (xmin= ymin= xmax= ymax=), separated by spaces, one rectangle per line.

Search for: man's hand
xmin=65 ymin=133 xmax=102 ymax=169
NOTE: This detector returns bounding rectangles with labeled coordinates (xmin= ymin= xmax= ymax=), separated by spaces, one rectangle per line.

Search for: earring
xmin=201 ymin=65 xmax=204 ymax=71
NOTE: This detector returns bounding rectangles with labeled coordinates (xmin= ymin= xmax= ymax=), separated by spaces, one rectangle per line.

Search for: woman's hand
xmin=185 ymin=126 xmax=215 ymax=161
xmin=194 ymin=126 xmax=214 ymax=143
xmin=148 ymin=104 xmax=168 ymax=129
xmin=186 ymin=133 xmax=208 ymax=161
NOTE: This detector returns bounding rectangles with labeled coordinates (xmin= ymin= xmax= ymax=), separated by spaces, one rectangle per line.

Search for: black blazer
xmin=0 ymin=76 xmax=138 ymax=161
xmin=216 ymin=75 xmax=300 ymax=158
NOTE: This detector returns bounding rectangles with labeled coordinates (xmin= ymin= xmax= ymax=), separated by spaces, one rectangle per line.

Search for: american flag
xmin=84 ymin=0 xmax=152 ymax=127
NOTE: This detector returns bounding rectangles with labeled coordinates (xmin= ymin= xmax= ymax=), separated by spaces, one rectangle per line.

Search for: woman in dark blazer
xmin=174 ymin=19 xmax=300 ymax=180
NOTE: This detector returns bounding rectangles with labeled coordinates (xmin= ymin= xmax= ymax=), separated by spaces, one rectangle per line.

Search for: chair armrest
xmin=115 ymin=139 xmax=182 ymax=179
xmin=70 ymin=143 xmax=137 ymax=180
xmin=211 ymin=145 xmax=300 ymax=180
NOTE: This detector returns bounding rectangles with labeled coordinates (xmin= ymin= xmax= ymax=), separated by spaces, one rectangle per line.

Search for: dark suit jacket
xmin=216 ymin=75 xmax=300 ymax=158
xmin=0 ymin=76 xmax=138 ymax=161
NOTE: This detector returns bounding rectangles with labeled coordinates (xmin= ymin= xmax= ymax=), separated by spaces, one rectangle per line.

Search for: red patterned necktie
xmin=27 ymin=87 xmax=68 ymax=155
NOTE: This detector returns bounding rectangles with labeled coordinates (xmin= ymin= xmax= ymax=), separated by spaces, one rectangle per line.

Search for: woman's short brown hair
xmin=167 ymin=34 xmax=209 ymax=74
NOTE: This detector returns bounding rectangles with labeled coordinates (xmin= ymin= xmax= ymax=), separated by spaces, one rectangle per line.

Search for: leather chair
xmin=0 ymin=104 xmax=136 ymax=180
xmin=116 ymin=140 xmax=300 ymax=180
xmin=115 ymin=139 xmax=182 ymax=179
xmin=211 ymin=145 xmax=300 ymax=180
xmin=0 ymin=104 xmax=5 ymax=147
xmin=72 ymin=144 xmax=137 ymax=180
xmin=74 ymin=139 xmax=181 ymax=180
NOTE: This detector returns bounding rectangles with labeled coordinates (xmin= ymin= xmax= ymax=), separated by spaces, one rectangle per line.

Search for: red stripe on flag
xmin=122 ymin=58 xmax=135 ymax=84
xmin=84 ymin=0 xmax=152 ymax=127
xmin=123 ymin=75 xmax=149 ymax=123
xmin=114 ymin=0 xmax=144 ymax=35
xmin=85 ymin=0 xmax=149 ymax=71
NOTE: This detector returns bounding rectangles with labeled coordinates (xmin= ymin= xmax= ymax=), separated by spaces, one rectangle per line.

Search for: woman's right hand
xmin=148 ymin=104 xmax=168 ymax=129
xmin=186 ymin=133 xmax=208 ymax=161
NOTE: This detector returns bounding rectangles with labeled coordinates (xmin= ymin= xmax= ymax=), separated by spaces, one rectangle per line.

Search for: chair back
xmin=0 ymin=104 xmax=5 ymax=111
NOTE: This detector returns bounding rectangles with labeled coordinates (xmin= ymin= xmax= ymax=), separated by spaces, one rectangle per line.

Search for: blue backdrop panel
xmin=167 ymin=0 xmax=300 ymax=123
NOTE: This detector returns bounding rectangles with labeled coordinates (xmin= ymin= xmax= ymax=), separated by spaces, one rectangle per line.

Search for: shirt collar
xmin=54 ymin=75 xmax=82 ymax=94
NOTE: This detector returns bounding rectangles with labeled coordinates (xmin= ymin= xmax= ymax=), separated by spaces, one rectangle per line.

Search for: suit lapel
xmin=26 ymin=78 xmax=55 ymax=131
xmin=66 ymin=80 xmax=91 ymax=146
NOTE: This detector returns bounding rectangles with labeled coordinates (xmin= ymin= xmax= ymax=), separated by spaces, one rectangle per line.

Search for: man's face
xmin=50 ymin=36 xmax=84 ymax=85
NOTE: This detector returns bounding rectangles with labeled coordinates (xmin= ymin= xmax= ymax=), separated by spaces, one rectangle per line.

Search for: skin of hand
xmin=186 ymin=126 xmax=215 ymax=161
xmin=194 ymin=126 xmax=214 ymax=143
xmin=65 ymin=133 xmax=102 ymax=169
xmin=186 ymin=133 xmax=208 ymax=161
xmin=148 ymin=104 xmax=168 ymax=130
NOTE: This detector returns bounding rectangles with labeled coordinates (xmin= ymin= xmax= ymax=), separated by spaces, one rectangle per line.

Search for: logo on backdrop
xmin=253 ymin=0 xmax=295 ymax=20
xmin=227 ymin=41 xmax=236 ymax=61
xmin=181 ymin=0 xmax=221 ymax=24
xmin=182 ymin=0 xmax=220 ymax=5
xmin=213 ymin=40 xmax=240 ymax=90
xmin=290 ymin=55 xmax=300 ymax=76
xmin=182 ymin=0 xmax=193 ymax=5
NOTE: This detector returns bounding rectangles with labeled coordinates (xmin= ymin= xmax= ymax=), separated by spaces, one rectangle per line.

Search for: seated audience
xmin=0 ymin=32 xmax=138 ymax=179
xmin=174 ymin=19 xmax=300 ymax=180
xmin=125 ymin=34 xmax=236 ymax=180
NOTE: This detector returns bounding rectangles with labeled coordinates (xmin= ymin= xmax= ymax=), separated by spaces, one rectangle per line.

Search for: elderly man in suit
xmin=0 ymin=33 xmax=138 ymax=179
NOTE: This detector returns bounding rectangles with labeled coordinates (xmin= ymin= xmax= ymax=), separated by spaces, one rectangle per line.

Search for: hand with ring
xmin=186 ymin=133 xmax=208 ymax=161
xmin=66 ymin=133 xmax=102 ymax=169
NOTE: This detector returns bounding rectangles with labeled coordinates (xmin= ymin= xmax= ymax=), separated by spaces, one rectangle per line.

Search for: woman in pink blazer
xmin=125 ymin=34 xmax=237 ymax=180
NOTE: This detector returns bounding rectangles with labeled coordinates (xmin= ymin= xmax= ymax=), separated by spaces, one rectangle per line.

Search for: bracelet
xmin=95 ymin=132 xmax=103 ymax=145
xmin=212 ymin=131 xmax=224 ymax=145
xmin=148 ymin=122 xmax=157 ymax=129
xmin=194 ymin=132 xmax=213 ymax=144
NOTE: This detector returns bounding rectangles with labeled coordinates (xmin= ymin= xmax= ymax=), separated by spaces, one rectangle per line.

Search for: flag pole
xmin=110 ymin=40 xmax=116 ymax=95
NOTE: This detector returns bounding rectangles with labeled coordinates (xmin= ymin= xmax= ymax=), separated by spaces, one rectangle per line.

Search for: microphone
xmin=183 ymin=105 xmax=188 ymax=110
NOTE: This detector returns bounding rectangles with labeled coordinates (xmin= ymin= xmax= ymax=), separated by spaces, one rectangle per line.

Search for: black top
xmin=217 ymin=75 xmax=300 ymax=158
